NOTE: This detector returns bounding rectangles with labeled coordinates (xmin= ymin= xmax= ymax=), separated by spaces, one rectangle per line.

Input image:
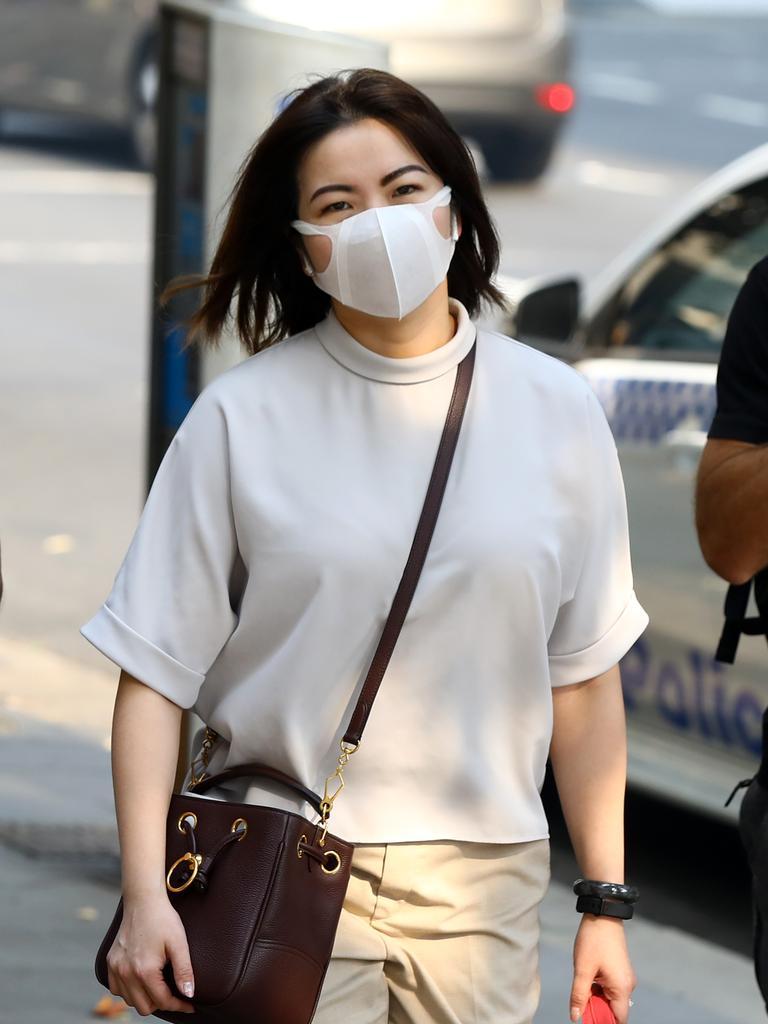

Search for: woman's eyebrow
xmin=309 ymin=164 xmax=429 ymax=203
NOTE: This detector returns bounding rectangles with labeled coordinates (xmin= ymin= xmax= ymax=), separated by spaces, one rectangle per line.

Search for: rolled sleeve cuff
xmin=548 ymin=591 xmax=650 ymax=687
xmin=80 ymin=603 xmax=204 ymax=709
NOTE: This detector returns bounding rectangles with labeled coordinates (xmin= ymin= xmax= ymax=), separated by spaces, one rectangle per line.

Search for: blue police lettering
xmin=656 ymin=661 xmax=690 ymax=730
xmin=619 ymin=639 xmax=763 ymax=757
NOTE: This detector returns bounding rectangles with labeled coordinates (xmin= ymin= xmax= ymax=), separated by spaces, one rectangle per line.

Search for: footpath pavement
xmin=0 ymin=633 xmax=765 ymax=1024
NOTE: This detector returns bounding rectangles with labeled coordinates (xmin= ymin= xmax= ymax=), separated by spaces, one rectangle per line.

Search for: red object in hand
xmin=584 ymin=985 xmax=617 ymax=1024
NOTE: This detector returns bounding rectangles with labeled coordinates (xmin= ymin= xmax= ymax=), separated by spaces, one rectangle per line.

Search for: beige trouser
xmin=311 ymin=837 xmax=551 ymax=1024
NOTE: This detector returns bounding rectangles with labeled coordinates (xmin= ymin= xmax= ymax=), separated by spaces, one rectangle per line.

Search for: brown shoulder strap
xmin=343 ymin=340 xmax=476 ymax=745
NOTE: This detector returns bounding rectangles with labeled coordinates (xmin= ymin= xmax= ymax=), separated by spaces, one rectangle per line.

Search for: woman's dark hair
xmin=161 ymin=67 xmax=507 ymax=353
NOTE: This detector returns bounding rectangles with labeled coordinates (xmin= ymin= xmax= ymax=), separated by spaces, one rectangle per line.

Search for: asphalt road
xmin=570 ymin=10 xmax=768 ymax=167
xmin=1 ymin=2 xmax=766 ymax=1003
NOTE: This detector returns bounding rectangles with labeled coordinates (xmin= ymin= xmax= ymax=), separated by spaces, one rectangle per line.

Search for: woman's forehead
xmin=297 ymin=120 xmax=431 ymax=193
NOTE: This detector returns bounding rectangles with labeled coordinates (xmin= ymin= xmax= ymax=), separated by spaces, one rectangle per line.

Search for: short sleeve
xmin=548 ymin=388 xmax=649 ymax=686
xmin=80 ymin=385 xmax=241 ymax=708
xmin=708 ymin=257 xmax=768 ymax=445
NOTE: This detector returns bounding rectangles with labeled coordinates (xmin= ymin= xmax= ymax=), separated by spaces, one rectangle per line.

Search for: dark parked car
xmin=0 ymin=0 xmax=158 ymax=168
xmin=0 ymin=0 xmax=573 ymax=181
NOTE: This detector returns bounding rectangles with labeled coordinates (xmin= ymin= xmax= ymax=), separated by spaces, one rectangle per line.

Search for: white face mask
xmin=291 ymin=184 xmax=459 ymax=320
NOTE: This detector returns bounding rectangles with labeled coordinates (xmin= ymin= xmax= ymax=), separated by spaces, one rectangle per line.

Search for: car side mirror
xmin=513 ymin=278 xmax=580 ymax=349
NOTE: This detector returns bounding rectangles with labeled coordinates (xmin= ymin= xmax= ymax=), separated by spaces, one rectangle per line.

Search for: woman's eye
xmin=320 ymin=185 xmax=421 ymax=214
xmin=322 ymin=200 xmax=351 ymax=214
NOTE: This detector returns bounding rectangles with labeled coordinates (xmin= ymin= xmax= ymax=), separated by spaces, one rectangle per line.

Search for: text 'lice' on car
xmin=498 ymin=142 xmax=768 ymax=824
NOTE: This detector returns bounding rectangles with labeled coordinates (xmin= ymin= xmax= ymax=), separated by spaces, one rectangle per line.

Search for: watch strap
xmin=576 ymin=895 xmax=634 ymax=920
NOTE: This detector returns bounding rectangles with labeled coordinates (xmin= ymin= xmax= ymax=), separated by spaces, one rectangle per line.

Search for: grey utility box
xmin=150 ymin=0 xmax=388 ymax=477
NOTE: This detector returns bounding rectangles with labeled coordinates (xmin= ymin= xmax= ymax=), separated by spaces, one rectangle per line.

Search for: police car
xmin=503 ymin=143 xmax=768 ymax=823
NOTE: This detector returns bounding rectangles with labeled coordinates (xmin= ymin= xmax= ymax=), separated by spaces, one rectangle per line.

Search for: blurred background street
xmin=2 ymin=1 xmax=768 ymax=1021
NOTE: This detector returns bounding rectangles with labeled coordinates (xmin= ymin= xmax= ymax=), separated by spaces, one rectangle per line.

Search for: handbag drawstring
xmin=167 ymin=815 xmax=248 ymax=893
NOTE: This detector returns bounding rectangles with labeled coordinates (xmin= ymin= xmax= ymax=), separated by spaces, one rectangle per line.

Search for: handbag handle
xmin=190 ymin=761 xmax=326 ymax=816
xmin=188 ymin=340 xmax=476 ymax=800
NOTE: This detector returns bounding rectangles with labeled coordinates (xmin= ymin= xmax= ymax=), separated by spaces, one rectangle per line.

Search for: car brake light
xmin=535 ymin=83 xmax=575 ymax=114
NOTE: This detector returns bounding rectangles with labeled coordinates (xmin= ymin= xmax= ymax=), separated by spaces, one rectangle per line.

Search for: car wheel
xmin=129 ymin=33 xmax=158 ymax=172
xmin=479 ymin=125 xmax=559 ymax=183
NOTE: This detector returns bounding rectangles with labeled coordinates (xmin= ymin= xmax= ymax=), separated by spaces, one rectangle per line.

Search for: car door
xmin=33 ymin=0 xmax=145 ymax=122
xmin=0 ymin=0 xmax=58 ymax=112
xmin=0 ymin=0 xmax=149 ymax=122
xmin=577 ymin=178 xmax=768 ymax=821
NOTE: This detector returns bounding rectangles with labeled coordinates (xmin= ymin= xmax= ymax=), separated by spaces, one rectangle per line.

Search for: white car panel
xmin=507 ymin=143 xmax=768 ymax=821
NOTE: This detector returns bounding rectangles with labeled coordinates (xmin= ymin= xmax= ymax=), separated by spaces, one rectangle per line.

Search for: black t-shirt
xmin=708 ymin=255 xmax=768 ymax=445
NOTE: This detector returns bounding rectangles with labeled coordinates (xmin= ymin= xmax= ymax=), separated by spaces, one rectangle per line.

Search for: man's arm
xmin=696 ymin=439 xmax=768 ymax=584
xmin=695 ymin=257 xmax=768 ymax=583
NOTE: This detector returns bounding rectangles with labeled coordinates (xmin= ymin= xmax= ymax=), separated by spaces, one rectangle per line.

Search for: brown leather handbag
xmin=94 ymin=340 xmax=476 ymax=1024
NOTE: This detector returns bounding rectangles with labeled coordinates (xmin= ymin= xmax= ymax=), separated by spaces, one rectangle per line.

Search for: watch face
xmin=584 ymin=992 xmax=616 ymax=1024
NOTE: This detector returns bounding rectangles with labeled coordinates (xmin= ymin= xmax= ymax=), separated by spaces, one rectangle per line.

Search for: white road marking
xmin=0 ymin=241 xmax=149 ymax=264
xmin=577 ymin=160 xmax=671 ymax=196
xmin=0 ymin=168 xmax=151 ymax=195
xmin=698 ymin=93 xmax=768 ymax=127
xmin=580 ymin=72 xmax=662 ymax=106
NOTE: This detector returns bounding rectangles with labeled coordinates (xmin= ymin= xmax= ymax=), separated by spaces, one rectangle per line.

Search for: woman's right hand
xmin=106 ymin=893 xmax=196 ymax=1016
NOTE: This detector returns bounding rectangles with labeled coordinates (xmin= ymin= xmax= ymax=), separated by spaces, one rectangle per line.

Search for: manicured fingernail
xmin=570 ymin=1009 xmax=580 ymax=1022
xmin=182 ymin=982 xmax=194 ymax=997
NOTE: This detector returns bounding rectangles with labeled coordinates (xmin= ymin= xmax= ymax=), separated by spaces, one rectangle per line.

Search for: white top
xmin=80 ymin=297 xmax=649 ymax=844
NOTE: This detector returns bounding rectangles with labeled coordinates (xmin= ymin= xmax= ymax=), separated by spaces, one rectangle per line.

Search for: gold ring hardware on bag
xmin=231 ymin=818 xmax=248 ymax=840
xmin=177 ymin=811 xmax=197 ymax=833
xmin=167 ymin=852 xmax=203 ymax=893
xmin=296 ymin=833 xmax=308 ymax=859
xmin=318 ymin=739 xmax=360 ymax=846
xmin=321 ymin=850 xmax=342 ymax=875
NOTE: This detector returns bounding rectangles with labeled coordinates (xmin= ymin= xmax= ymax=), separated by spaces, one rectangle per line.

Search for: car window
xmin=586 ymin=179 xmax=768 ymax=356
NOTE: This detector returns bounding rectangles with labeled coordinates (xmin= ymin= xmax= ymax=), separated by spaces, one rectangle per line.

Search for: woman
xmin=81 ymin=68 xmax=647 ymax=1024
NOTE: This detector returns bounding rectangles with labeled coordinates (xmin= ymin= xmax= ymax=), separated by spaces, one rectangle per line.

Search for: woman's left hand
xmin=569 ymin=915 xmax=636 ymax=1023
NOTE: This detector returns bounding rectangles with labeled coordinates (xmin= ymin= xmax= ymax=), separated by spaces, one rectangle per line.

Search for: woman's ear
xmin=293 ymin=238 xmax=315 ymax=276
xmin=452 ymin=207 xmax=462 ymax=242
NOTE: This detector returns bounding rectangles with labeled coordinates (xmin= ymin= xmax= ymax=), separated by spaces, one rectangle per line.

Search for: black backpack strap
xmin=717 ymin=568 xmax=768 ymax=808
xmin=755 ymin=567 xmax=768 ymax=630
xmin=725 ymin=704 xmax=768 ymax=807
xmin=716 ymin=579 xmax=754 ymax=664
xmin=715 ymin=571 xmax=768 ymax=664
xmin=758 ymin=704 xmax=768 ymax=790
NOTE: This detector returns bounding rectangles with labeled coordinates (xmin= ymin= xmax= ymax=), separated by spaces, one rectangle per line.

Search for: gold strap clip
xmin=316 ymin=739 xmax=359 ymax=846
xmin=189 ymin=726 xmax=219 ymax=786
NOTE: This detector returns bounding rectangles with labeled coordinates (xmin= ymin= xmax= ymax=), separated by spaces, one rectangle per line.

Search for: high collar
xmin=312 ymin=297 xmax=477 ymax=384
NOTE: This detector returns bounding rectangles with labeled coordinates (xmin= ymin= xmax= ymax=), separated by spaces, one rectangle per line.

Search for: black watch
xmin=573 ymin=878 xmax=639 ymax=905
xmin=576 ymin=895 xmax=634 ymax=920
